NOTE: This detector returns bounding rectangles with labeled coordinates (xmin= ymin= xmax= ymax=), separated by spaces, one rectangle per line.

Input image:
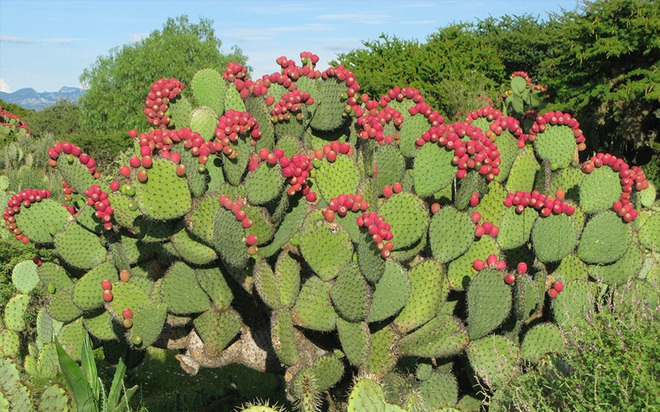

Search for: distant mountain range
xmin=0 ymin=87 xmax=86 ymax=110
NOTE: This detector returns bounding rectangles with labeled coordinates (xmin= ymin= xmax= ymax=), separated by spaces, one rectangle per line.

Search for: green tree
xmin=539 ymin=0 xmax=660 ymax=156
xmin=26 ymin=99 xmax=81 ymax=138
xmin=79 ymin=15 xmax=246 ymax=133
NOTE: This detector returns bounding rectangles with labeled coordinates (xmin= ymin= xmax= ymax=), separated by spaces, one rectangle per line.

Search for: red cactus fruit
xmin=122 ymin=308 xmax=133 ymax=319
xmin=102 ymin=289 xmax=113 ymax=302
xmin=517 ymin=262 xmax=527 ymax=275
xmin=553 ymin=281 xmax=564 ymax=293
xmin=504 ymin=273 xmax=516 ymax=285
xmin=382 ymin=185 xmax=393 ymax=199
xmin=119 ymin=270 xmax=131 ymax=282
xmin=101 ymin=279 xmax=112 ymax=291
xmin=548 ymin=288 xmax=559 ymax=299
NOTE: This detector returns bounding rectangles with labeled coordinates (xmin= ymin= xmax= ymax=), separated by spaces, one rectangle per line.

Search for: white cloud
xmin=0 ymin=36 xmax=33 ymax=43
xmin=0 ymin=79 xmax=11 ymax=93
xmin=129 ymin=33 xmax=149 ymax=43
xmin=43 ymin=38 xmax=86 ymax=44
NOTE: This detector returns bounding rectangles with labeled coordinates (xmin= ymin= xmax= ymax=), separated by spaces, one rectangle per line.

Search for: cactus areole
xmin=4 ymin=52 xmax=659 ymax=408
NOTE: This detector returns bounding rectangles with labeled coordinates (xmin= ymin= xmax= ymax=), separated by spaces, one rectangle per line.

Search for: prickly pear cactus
xmin=3 ymin=52 xmax=659 ymax=410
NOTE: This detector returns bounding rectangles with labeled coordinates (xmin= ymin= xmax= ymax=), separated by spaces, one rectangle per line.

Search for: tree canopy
xmin=79 ymin=16 xmax=246 ymax=133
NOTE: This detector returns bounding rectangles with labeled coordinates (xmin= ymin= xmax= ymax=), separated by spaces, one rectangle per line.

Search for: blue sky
xmin=0 ymin=0 xmax=579 ymax=93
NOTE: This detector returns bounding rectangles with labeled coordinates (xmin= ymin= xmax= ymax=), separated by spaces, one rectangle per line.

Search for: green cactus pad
xmin=639 ymin=213 xmax=660 ymax=252
xmin=291 ymin=276 xmax=336 ymax=332
xmin=553 ymin=253 xmax=589 ymax=283
xmin=195 ymin=267 xmax=233 ymax=309
xmin=455 ymin=170 xmax=488 ymax=211
xmin=393 ymin=259 xmax=447 ymax=333
xmin=513 ymin=273 xmax=542 ymax=322
xmin=429 ymin=206 xmax=474 ymax=263
xmin=520 ymin=323 xmax=565 ymax=363
xmin=552 ymin=280 xmax=595 ymax=328
xmin=72 ymin=262 xmax=117 ymax=311
xmin=83 ymin=310 xmax=117 ymax=341
xmin=162 ymin=261 xmax=211 ymax=315
xmin=128 ymin=302 xmax=167 ymax=348
xmin=258 ymin=195 xmax=306 ymax=258
xmin=636 ymin=181 xmax=657 ymax=208
xmin=106 ymin=281 xmax=151 ymax=318
xmin=224 ymin=84 xmax=247 ymax=112
xmin=366 ymin=261 xmax=410 ymax=323
xmin=419 ymin=371 xmax=459 ymax=409
xmin=315 ymin=155 xmax=362 ymax=203
xmin=505 ymin=147 xmax=540 ymax=193
xmin=347 ymin=377 xmax=397 ymax=412
xmin=187 ymin=194 xmax=220 ymax=244
xmin=337 ymin=318 xmax=371 ymax=367
xmin=189 ymin=106 xmax=218 ymax=141
xmin=466 ymin=334 xmax=520 ymax=390
xmin=274 ymin=115 xmax=305 ymax=140
xmin=108 ymin=192 xmax=141 ymax=228
xmin=169 ymin=94 xmax=193 ymax=128
xmin=11 ymin=260 xmax=40 ymax=293
xmin=56 ymin=318 xmax=85 ymax=361
xmin=362 ymin=324 xmax=398 ymax=376
xmin=244 ymin=205 xmax=275 ymax=246
xmin=14 ymin=198 xmax=69 ymax=244
xmin=588 ymin=241 xmax=642 ymax=285
xmin=4 ymin=382 xmax=33 ymax=412
xmin=212 ymin=206 xmax=249 ymax=269
xmin=193 ymin=307 xmax=242 ymax=356
xmin=550 ymin=166 xmax=584 ymax=201
xmin=413 ymin=143 xmax=456 ymax=198
xmin=308 ymin=78 xmax=348 ymax=132
xmin=493 ymin=131 xmax=519 ymax=183
xmin=533 ymin=125 xmax=577 ymax=170
xmin=244 ymin=95 xmax=275 ymax=151
xmin=288 ymin=367 xmax=321 ymax=412
xmin=170 ymin=224 xmax=218 ymax=265
xmin=356 ymin=231 xmax=387 ymax=283
xmin=274 ymin=250 xmax=301 ymax=309
xmin=616 ymin=279 xmax=659 ymax=311
xmin=310 ymin=354 xmax=345 ymax=392
xmin=253 ymin=259 xmax=281 ymax=310
xmin=172 ymin=144 xmax=208 ymax=198
xmin=467 ymin=268 xmax=512 ymax=340
xmin=48 ymin=288 xmax=82 ymax=323
xmin=474 ymin=181 xmax=509 ymax=227
xmin=270 ymin=308 xmax=298 ymax=366
xmin=578 ymin=210 xmax=631 ymax=264
xmin=531 ymin=214 xmax=577 ymax=263
xmin=56 ymin=153 xmax=95 ymax=194
xmin=390 ymin=231 xmax=427 ymax=263
xmin=38 ymin=383 xmax=72 ymax=412
xmin=192 ymin=69 xmax=226 ymax=116
xmin=1 ymin=329 xmax=21 ymax=357
xmin=4 ymin=293 xmax=30 ymax=332
xmin=331 ymin=261 xmax=372 ymax=322
xmin=222 ymin=135 xmax=251 ymax=186
xmin=0 ymin=356 xmax=21 ymax=391
xmin=398 ymin=314 xmax=469 ymax=358
xmin=374 ymin=144 xmax=406 ymax=193
xmin=379 ymin=192 xmax=429 ymax=250
xmin=399 ymin=115 xmax=432 ymax=159
xmin=447 ymin=236 xmax=499 ymax=291
xmin=299 ymin=218 xmax=353 ymax=281
xmin=245 ymin=162 xmax=285 ymax=205
xmin=579 ymin=166 xmax=621 ymax=214
xmin=134 ymin=158 xmax=192 ymax=220
xmin=498 ymin=206 xmax=537 ymax=250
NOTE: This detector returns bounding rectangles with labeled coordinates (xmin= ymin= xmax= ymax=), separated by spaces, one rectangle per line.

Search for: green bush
xmin=492 ymin=288 xmax=660 ymax=411
xmin=26 ymin=99 xmax=82 ymax=138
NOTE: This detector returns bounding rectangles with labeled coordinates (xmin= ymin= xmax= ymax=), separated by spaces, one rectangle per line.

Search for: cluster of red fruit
xmin=356 ymin=211 xmax=394 ymax=259
xmin=503 ymin=189 xmax=576 ymax=217
xmin=469 ymin=191 xmax=481 ymax=207
xmin=322 ymin=193 xmax=370 ymax=223
xmin=215 ymin=110 xmax=262 ymax=157
xmin=522 ymin=111 xmax=585 ymax=150
xmin=356 ymin=106 xmax=404 ymax=145
xmin=299 ymin=51 xmax=320 ymax=68
xmin=472 ymin=254 xmax=507 ymax=272
xmin=381 ymin=182 xmax=403 ymax=199
xmin=247 ymin=148 xmax=318 ymax=202
xmin=270 ymin=90 xmax=314 ymax=122
xmin=144 ymin=78 xmax=184 ymax=128
xmin=84 ymin=185 xmax=114 ymax=230
xmin=0 ymin=105 xmax=29 ymax=134
xmin=466 ymin=106 xmax=502 ymax=123
xmin=47 ymin=142 xmax=100 ymax=179
xmin=378 ymin=86 xmax=425 ymax=107
xmin=470 ymin=212 xmax=500 ymax=238
xmin=315 ymin=141 xmax=354 ymax=164
xmin=408 ymin=102 xmax=444 ymax=127
xmin=218 ymin=195 xmax=258 ymax=254
xmin=548 ymin=281 xmax=564 ymax=298
xmin=416 ymin=122 xmax=501 ymax=181
xmin=3 ymin=189 xmax=52 ymax=244
xmin=61 ymin=178 xmax=77 ymax=202
xmin=223 ymin=62 xmax=271 ymax=98
xmin=581 ymin=153 xmax=648 ymax=222
xmin=485 ymin=116 xmax=524 ymax=142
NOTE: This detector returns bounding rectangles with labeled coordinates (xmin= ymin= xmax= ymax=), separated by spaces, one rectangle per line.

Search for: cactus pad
xmin=531 ymin=214 xmax=577 ymax=263
xmin=291 ymin=276 xmax=336 ymax=332
xmin=379 ymin=192 xmax=429 ymax=250
xmin=193 ymin=307 xmax=242 ymax=356
xmin=73 ymin=262 xmax=117 ymax=311
xmin=11 ymin=260 xmax=40 ymax=293
xmin=466 ymin=335 xmax=520 ymax=390
xmin=4 ymin=294 xmax=30 ymax=332
xmin=520 ymin=322 xmax=564 ymax=363
xmin=533 ymin=125 xmax=577 ymax=170
xmin=366 ymin=261 xmax=410 ymax=323
xmin=192 ymin=69 xmax=226 ymax=116
xmin=162 ymin=261 xmax=211 ymax=314
xmin=393 ymin=259 xmax=447 ymax=333
xmin=429 ymin=206 xmax=474 ymax=263
xmin=337 ymin=318 xmax=371 ymax=367
xmin=14 ymin=199 xmax=70 ymax=244
xmin=578 ymin=211 xmax=631 ymax=264
xmin=398 ymin=314 xmax=469 ymax=358
xmin=299 ymin=218 xmax=353 ymax=281
xmin=447 ymin=236 xmax=499 ymax=291
xmin=315 ymin=155 xmax=362 ymax=202
xmin=579 ymin=166 xmax=621 ymax=214
xmin=639 ymin=213 xmax=660 ymax=252
xmin=134 ymin=158 xmax=192 ymax=220
xmin=467 ymin=268 xmax=512 ymax=340
xmin=331 ymin=261 xmax=372 ymax=322
xmin=413 ymin=143 xmax=456 ymax=197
